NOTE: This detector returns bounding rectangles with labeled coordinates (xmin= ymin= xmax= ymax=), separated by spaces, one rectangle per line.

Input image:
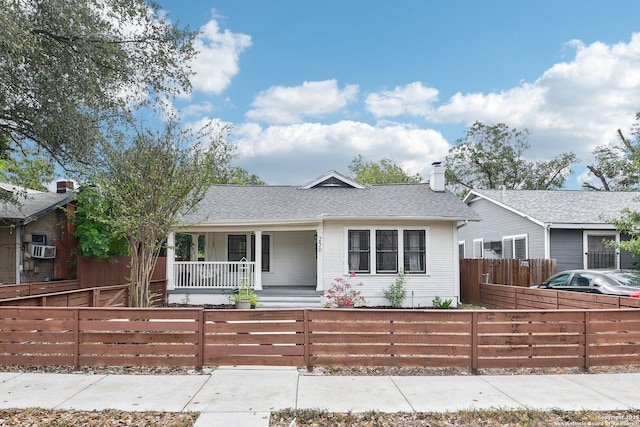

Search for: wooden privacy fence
xmin=0 ymin=280 xmax=79 ymax=299
xmin=480 ymin=283 xmax=640 ymax=310
xmin=1 ymin=307 xmax=639 ymax=371
xmin=0 ymin=284 xmax=129 ymax=308
xmin=461 ymin=259 xmax=556 ymax=305
xmin=77 ymin=256 xmax=167 ymax=306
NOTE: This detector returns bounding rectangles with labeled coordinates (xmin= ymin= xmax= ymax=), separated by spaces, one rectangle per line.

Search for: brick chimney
xmin=429 ymin=162 xmax=445 ymax=192
xmin=56 ymin=180 xmax=75 ymax=193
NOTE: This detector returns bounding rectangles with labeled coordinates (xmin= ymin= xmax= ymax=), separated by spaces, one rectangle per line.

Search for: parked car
xmin=532 ymin=269 xmax=640 ymax=297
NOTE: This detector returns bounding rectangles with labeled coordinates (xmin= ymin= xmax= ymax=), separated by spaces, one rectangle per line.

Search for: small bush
xmin=383 ymin=272 xmax=407 ymax=308
xmin=432 ymin=296 xmax=453 ymax=309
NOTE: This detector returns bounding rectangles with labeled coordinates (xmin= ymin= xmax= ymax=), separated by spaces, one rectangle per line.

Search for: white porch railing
xmin=174 ymin=261 xmax=255 ymax=289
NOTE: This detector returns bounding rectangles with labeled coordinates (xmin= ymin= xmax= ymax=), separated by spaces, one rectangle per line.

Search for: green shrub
xmin=432 ymin=296 xmax=453 ymax=309
xmin=384 ymin=272 xmax=407 ymax=308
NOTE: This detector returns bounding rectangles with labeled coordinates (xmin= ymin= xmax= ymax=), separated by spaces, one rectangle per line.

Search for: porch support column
xmin=316 ymin=227 xmax=323 ymax=291
xmin=166 ymin=232 xmax=175 ymax=291
xmin=189 ymin=233 xmax=199 ymax=261
xmin=254 ymin=230 xmax=262 ymax=290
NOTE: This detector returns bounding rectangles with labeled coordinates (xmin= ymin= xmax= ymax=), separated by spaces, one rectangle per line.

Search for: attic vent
xmin=30 ymin=244 xmax=56 ymax=259
xmin=313 ymin=177 xmax=353 ymax=188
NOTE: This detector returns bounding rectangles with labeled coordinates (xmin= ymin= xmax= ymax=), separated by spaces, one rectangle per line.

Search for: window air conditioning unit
xmin=483 ymin=241 xmax=502 ymax=253
xmin=29 ymin=244 xmax=56 ymax=259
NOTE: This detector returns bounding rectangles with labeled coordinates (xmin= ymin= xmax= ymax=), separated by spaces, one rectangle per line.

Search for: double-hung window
xmin=228 ymin=235 xmax=247 ymax=261
xmin=502 ymin=234 xmax=528 ymax=259
xmin=348 ymin=230 xmax=370 ymax=273
xmin=376 ymin=230 xmax=398 ymax=273
xmin=404 ymin=230 xmax=425 ymax=273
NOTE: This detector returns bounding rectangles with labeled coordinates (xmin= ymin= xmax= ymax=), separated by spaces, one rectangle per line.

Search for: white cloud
xmin=432 ymin=33 xmax=640 ymax=161
xmin=246 ymin=80 xmax=359 ymax=124
xmin=187 ymin=16 xmax=252 ymax=96
xmin=365 ymin=82 xmax=439 ymax=118
xmin=181 ymin=101 xmax=215 ymax=118
xmin=231 ymin=121 xmax=449 ymax=184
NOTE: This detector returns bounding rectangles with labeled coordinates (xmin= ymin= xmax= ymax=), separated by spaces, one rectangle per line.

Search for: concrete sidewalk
xmin=0 ymin=367 xmax=639 ymax=427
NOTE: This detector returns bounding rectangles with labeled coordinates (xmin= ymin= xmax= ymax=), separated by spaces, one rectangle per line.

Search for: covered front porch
xmin=165 ymin=227 xmax=323 ymax=306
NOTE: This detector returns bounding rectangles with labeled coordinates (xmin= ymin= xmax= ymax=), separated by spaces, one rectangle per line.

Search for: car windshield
xmin=606 ymin=271 xmax=640 ymax=288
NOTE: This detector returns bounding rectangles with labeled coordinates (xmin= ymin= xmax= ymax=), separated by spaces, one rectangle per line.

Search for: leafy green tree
xmin=1 ymin=146 xmax=55 ymax=192
xmin=349 ymin=155 xmax=422 ymax=184
xmin=87 ymin=120 xmax=235 ymax=306
xmin=445 ymin=121 xmax=578 ymax=196
xmin=582 ymin=114 xmax=640 ymax=191
xmin=73 ymin=186 xmax=129 ymax=259
xmin=0 ymin=0 xmax=196 ymax=167
xmin=225 ymin=167 xmax=266 ymax=185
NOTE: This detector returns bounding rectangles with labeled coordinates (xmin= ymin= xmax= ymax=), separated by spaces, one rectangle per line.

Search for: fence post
xmin=197 ymin=309 xmax=204 ymax=371
xmin=304 ymin=309 xmax=312 ymax=372
xmin=583 ymin=310 xmax=590 ymax=372
xmin=92 ymin=289 xmax=100 ymax=307
xmin=471 ymin=311 xmax=478 ymax=374
xmin=74 ymin=309 xmax=80 ymax=370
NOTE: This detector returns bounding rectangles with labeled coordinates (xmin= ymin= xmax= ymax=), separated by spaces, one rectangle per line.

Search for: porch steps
xmin=258 ymin=287 xmax=323 ymax=308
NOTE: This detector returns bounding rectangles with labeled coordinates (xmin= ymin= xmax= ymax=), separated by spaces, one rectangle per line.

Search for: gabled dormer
xmin=299 ymin=170 xmax=366 ymax=189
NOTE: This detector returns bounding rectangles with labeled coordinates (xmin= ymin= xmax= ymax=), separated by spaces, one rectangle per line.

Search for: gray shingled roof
xmin=182 ymin=183 xmax=481 ymax=225
xmin=469 ymin=189 xmax=640 ymax=225
xmin=0 ymin=191 xmax=75 ymax=224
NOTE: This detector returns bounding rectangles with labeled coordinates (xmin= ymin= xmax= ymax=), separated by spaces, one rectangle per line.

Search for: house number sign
xmin=317 ymin=235 xmax=322 ymax=253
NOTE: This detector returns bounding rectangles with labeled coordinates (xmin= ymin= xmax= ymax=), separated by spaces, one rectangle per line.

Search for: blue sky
xmin=155 ymin=0 xmax=640 ymax=188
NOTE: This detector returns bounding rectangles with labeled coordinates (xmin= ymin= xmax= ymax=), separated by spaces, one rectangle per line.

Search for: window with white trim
xmin=348 ymin=230 xmax=370 ymax=273
xmin=404 ymin=230 xmax=426 ymax=273
xmin=502 ymin=234 xmax=528 ymax=259
xmin=473 ymin=238 xmax=484 ymax=259
xmin=347 ymin=228 xmax=429 ymax=274
xmin=376 ymin=230 xmax=398 ymax=273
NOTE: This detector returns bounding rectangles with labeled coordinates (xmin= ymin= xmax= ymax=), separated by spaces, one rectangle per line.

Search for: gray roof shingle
xmin=0 ymin=191 xmax=75 ymax=223
xmin=182 ymin=183 xmax=481 ymax=225
xmin=468 ymin=189 xmax=640 ymax=225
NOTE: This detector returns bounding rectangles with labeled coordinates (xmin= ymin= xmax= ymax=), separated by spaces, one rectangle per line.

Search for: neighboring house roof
xmin=465 ymin=189 xmax=640 ymax=228
xmin=183 ymin=172 xmax=481 ymax=225
xmin=0 ymin=183 xmax=75 ymax=224
xmin=0 ymin=182 xmax=43 ymax=194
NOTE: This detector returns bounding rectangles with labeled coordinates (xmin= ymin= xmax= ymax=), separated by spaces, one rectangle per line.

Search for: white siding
xmin=264 ymin=231 xmax=316 ymax=287
xmin=321 ymin=220 xmax=459 ymax=307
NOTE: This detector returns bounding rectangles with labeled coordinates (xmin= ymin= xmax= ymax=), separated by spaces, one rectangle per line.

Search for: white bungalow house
xmin=166 ymin=164 xmax=481 ymax=307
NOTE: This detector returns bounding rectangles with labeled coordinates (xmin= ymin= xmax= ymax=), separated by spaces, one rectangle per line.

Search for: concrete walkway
xmin=0 ymin=367 xmax=638 ymax=427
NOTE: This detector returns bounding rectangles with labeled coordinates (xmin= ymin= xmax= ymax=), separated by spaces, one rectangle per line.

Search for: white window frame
xmin=458 ymin=241 xmax=466 ymax=259
xmin=344 ymin=227 xmax=430 ymax=275
xmin=502 ymin=234 xmax=528 ymax=259
xmin=473 ymin=238 xmax=484 ymax=259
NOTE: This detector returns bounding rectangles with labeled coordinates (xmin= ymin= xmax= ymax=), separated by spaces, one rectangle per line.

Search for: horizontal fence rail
xmin=480 ymin=283 xmax=640 ymax=310
xmin=0 ymin=307 xmax=638 ymax=371
xmin=0 ymin=280 xmax=79 ymax=300
xmin=0 ymin=284 xmax=130 ymax=308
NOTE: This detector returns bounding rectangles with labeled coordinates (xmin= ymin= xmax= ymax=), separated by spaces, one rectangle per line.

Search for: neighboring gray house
xmin=459 ymin=189 xmax=640 ymax=271
xmin=166 ymin=165 xmax=481 ymax=307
